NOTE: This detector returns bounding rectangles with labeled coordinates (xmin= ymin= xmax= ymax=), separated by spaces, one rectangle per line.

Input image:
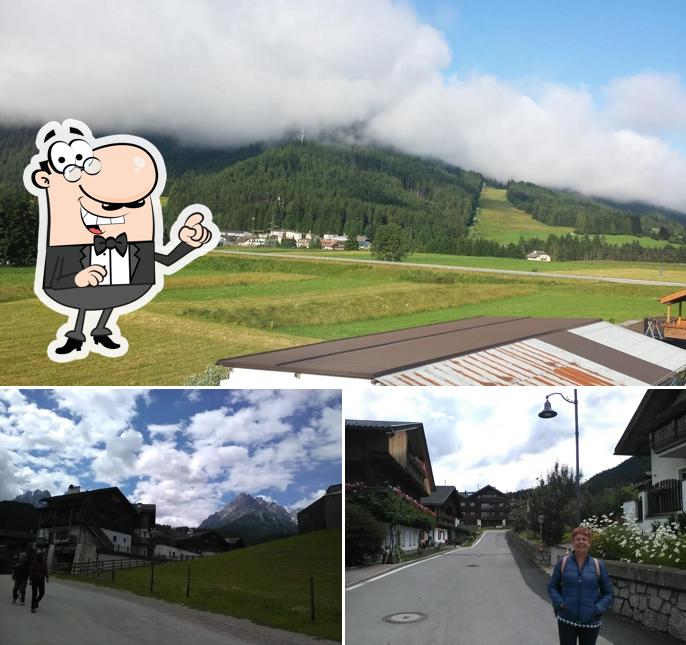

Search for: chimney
xmin=66 ymin=485 xmax=81 ymax=494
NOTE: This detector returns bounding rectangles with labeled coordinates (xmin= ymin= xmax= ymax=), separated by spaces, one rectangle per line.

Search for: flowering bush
xmin=346 ymin=483 xmax=436 ymax=530
xmin=582 ymin=514 xmax=686 ymax=568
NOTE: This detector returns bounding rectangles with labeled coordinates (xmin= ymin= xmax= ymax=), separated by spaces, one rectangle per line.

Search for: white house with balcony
xmin=615 ymin=389 xmax=686 ymax=531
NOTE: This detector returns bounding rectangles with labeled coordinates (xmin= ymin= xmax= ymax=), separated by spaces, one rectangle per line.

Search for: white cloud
xmin=604 ymin=72 xmax=686 ymax=135
xmin=1 ymin=2 xmax=684 ymax=210
xmin=346 ymin=387 xmax=647 ymax=492
xmin=0 ymin=388 xmax=340 ymax=526
xmin=289 ymin=488 xmax=326 ymax=512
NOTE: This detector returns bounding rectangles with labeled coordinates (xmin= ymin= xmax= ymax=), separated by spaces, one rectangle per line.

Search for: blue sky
xmin=346 ymin=387 xmax=646 ymax=493
xmin=0 ymin=389 xmax=341 ymax=526
xmin=416 ymin=1 xmax=685 ymax=90
xmin=2 ymin=1 xmax=685 ymax=209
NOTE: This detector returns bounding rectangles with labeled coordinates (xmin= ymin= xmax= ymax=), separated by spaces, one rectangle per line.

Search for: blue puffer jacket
xmin=547 ymin=555 xmax=614 ymax=625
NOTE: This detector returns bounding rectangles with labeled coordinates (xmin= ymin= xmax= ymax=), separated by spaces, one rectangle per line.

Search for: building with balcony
xmin=460 ymin=485 xmax=511 ymax=527
xmin=346 ymin=419 xmax=436 ymax=555
xmin=346 ymin=420 xmax=434 ymax=500
xmin=37 ymin=486 xmax=156 ymax=571
xmin=421 ymin=486 xmax=462 ymax=544
xmin=615 ymin=389 xmax=686 ymax=531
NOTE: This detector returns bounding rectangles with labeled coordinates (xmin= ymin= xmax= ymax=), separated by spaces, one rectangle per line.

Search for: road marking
xmin=346 ymin=531 xmax=489 ymax=591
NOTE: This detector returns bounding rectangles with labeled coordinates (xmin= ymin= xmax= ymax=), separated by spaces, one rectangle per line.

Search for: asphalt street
xmin=0 ymin=576 xmax=336 ymax=645
xmin=221 ymin=250 xmax=686 ymax=287
xmin=345 ymin=531 xmax=683 ymax=645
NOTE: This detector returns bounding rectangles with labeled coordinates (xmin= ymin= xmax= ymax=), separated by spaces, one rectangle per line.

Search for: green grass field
xmin=0 ymin=251 xmax=681 ymax=384
xmin=58 ymin=530 xmax=341 ymax=641
xmin=470 ymin=187 xmax=675 ymax=248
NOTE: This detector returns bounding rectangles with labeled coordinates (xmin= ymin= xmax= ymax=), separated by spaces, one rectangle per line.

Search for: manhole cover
xmin=383 ymin=612 xmax=428 ymax=624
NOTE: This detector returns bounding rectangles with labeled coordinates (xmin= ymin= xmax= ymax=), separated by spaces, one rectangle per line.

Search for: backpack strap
xmin=561 ymin=554 xmax=600 ymax=577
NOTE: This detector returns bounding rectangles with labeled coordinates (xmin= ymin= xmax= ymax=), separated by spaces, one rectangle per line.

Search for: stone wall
xmin=508 ymin=530 xmax=686 ymax=642
xmin=607 ymin=560 xmax=686 ymax=641
xmin=507 ymin=530 xmax=551 ymax=568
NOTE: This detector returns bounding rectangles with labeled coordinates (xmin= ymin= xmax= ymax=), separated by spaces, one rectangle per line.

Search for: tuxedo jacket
xmin=43 ymin=240 xmax=193 ymax=290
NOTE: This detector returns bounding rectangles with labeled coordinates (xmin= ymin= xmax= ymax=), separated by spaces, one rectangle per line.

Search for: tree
xmin=346 ymin=502 xmax=385 ymax=566
xmin=528 ymin=462 xmax=577 ymax=545
xmin=0 ymin=186 xmax=38 ymax=266
xmin=345 ymin=232 xmax=359 ymax=251
xmin=371 ymin=223 xmax=411 ymax=262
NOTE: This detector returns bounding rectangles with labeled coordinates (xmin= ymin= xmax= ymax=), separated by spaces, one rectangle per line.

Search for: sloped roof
xmin=615 ymin=390 xmax=686 ymax=456
xmin=421 ymin=485 xmax=457 ymax=505
xmin=660 ymin=289 xmax=686 ymax=305
xmin=219 ymin=317 xmax=686 ymax=385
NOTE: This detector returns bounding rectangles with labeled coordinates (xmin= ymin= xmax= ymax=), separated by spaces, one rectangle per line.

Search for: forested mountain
xmin=507 ymin=181 xmax=686 ymax=241
xmin=583 ymin=456 xmax=651 ymax=492
xmin=2 ymin=123 xmax=686 ymax=264
xmin=166 ymin=142 xmax=483 ymax=253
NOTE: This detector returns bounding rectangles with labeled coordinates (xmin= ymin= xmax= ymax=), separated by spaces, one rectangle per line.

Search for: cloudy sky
xmin=0 ymin=388 xmax=341 ymax=526
xmin=1 ymin=1 xmax=685 ymax=211
xmin=345 ymin=387 xmax=647 ymax=493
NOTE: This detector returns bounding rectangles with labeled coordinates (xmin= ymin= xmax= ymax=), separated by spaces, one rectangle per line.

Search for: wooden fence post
xmin=150 ymin=559 xmax=155 ymax=594
xmin=186 ymin=565 xmax=191 ymax=598
xmin=310 ymin=576 xmax=316 ymax=622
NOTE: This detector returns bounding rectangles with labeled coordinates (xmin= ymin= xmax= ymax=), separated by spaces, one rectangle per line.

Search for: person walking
xmin=11 ymin=552 xmax=29 ymax=605
xmin=29 ymin=551 xmax=49 ymax=613
xmin=547 ymin=526 xmax=614 ymax=645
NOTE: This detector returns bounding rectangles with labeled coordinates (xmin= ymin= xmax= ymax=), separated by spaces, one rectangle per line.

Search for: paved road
xmin=345 ymin=531 xmax=682 ymax=645
xmin=219 ymin=250 xmax=686 ymax=288
xmin=0 ymin=576 xmax=336 ymax=645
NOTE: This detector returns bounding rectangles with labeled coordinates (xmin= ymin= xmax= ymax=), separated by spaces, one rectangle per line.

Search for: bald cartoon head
xmin=28 ymin=121 xmax=161 ymax=246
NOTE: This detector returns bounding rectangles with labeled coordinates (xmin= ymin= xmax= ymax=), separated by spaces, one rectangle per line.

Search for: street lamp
xmin=537 ymin=389 xmax=581 ymax=526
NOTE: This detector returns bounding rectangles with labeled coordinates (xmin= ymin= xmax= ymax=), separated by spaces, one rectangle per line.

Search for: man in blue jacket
xmin=548 ymin=526 xmax=614 ymax=645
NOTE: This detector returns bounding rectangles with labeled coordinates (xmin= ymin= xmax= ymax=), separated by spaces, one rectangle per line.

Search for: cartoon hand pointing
xmin=179 ymin=212 xmax=212 ymax=248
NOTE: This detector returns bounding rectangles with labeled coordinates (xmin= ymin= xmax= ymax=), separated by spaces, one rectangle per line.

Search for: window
xmin=112 ymin=535 xmax=117 ymax=542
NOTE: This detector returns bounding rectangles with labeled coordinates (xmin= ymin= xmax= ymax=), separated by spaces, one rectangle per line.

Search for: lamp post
xmin=538 ymin=389 xmax=581 ymax=526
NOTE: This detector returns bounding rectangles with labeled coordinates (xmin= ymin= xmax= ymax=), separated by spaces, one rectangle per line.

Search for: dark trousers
xmin=12 ymin=578 xmax=27 ymax=601
xmin=557 ymin=621 xmax=600 ymax=645
xmin=30 ymin=580 xmax=45 ymax=610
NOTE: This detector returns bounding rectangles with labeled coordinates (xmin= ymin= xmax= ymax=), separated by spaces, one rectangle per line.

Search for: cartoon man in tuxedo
xmin=24 ymin=119 xmax=218 ymax=362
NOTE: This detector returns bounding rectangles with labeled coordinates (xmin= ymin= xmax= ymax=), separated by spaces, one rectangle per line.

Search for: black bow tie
xmin=94 ymin=233 xmax=128 ymax=257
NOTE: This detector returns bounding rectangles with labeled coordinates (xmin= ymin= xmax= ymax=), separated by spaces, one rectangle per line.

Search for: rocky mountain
xmin=199 ymin=493 xmax=297 ymax=544
xmin=13 ymin=489 xmax=51 ymax=507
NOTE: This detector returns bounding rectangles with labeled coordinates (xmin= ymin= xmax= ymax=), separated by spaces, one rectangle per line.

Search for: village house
xmin=37 ymin=486 xmax=156 ymax=571
xmin=154 ymin=529 xmax=244 ymax=559
xmin=297 ymin=484 xmax=342 ymax=534
xmin=420 ymin=485 xmax=462 ymax=544
xmin=526 ymin=250 xmax=552 ymax=262
xmin=615 ymin=389 xmax=686 ymax=531
xmin=346 ymin=419 xmax=436 ymax=554
xmin=460 ymin=485 xmax=511 ymax=527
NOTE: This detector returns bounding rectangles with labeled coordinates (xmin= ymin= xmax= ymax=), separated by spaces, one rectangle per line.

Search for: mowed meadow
xmin=61 ymin=530 xmax=342 ymax=641
xmin=0 ymin=251 xmax=679 ymax=385
xmin=471 ymin=187 xmax=676 ymax=248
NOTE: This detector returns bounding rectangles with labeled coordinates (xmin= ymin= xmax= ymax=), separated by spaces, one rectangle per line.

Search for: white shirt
xmin=91 ymin=245 xmax=131 ymax=285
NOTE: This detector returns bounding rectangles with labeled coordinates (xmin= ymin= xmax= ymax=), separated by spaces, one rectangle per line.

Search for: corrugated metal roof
xmin=570 ymin=322 xmax=686 ymax=372
xmin=219 ymin=317 xmax=686 ymax=386
xmin=375 ymin=335 xmax=664 ymax=386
